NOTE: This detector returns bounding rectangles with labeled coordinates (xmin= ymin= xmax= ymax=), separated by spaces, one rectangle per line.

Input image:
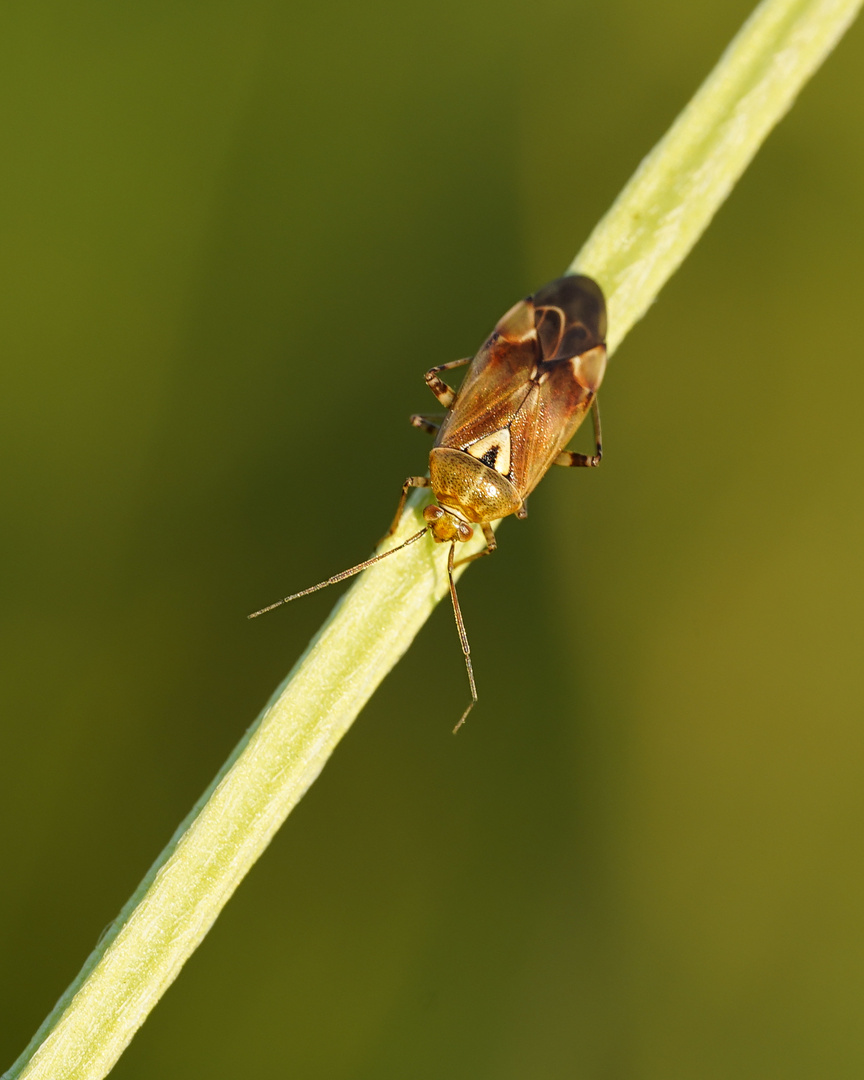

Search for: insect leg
xmin=386 ymin=475 xmax=431 ymax=537
xmin=554 ymin=397 xmax=603 ymax=467
xmin=453 ymin=522 xmax=496 ymax=568
xmin=448 ymin=542 xmax=477 ymax=734
xmin=409 ymin=413 xmax=442 ymax=436
xmin=424 ymin=356 xmax=471 ymax=409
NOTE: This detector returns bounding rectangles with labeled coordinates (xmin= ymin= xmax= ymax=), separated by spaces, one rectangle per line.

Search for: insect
xmin=250 ymin=274 xmax=607 ymax=732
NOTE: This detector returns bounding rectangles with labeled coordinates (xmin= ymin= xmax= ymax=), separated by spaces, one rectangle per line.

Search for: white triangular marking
xmin=467 ymin=428 xmax=512 ymax=475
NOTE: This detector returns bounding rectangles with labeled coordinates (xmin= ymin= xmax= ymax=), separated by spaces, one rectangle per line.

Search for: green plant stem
xmin=570 ymin=0 xmax=860 ymax=351
xmin=6 ymin=0 xmax=859 ymax=1077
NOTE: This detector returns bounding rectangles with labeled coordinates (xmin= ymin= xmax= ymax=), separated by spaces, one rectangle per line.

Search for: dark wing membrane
xmin=531 ymin=275 xmax=606 ymax=362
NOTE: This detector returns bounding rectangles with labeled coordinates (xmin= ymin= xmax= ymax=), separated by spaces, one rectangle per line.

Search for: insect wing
xmin=436 ymin=275 xmax=607 ymax=498
xmin=531 ymin=274 xmax=606 ymax=359
xmin=511 ymin=275 xmax=607 ymax=492
xmin=435 ymin=299 xmax=537 ymax=451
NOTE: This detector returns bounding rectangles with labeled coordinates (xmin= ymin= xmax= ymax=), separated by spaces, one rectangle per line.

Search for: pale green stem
xmin=5 ymin=1 xmax=860 ymax=1077
xmin=572 ymin=0 xmax=860 ymax=350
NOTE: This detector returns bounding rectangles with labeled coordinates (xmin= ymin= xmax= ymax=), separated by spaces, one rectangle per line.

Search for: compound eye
xmin=457 ymin=523 xmax=473 ymax=542
xmin=424 ymin=505 xmax=444 ymax=523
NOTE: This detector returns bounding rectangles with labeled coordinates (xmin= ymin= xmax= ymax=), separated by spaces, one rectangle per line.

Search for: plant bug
xmin=250 ymin=274 xmax=607 ymax=732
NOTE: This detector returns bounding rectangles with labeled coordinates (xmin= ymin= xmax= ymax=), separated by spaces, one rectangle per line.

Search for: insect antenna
xmin=447 ymin=541 xmax=477 ymax=734
xmin=248 ymin=525 xmax=429 ymax=619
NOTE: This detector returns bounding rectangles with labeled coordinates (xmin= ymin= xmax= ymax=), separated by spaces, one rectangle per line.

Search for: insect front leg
xmin=453 ymin=522 xmax=496 ymax=568
xmin=554 ymin=397 xmax=603 ymax=468
xmin=424 ymin=357 xmax=472 ymax=409
xmin=386 ymin=475 xmax=431 ymax=537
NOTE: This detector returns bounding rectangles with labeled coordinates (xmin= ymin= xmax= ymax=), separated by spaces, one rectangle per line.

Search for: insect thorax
xmin=429 ymin=447 xmax=522 ymax=525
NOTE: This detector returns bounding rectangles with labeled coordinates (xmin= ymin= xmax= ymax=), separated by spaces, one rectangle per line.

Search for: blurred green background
xmin=2 ymin=1 xmax=863 ymax=1077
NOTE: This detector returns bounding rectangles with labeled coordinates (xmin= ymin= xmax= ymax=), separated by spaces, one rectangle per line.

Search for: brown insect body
xmin=251 ymin=274 xmax=608 ymax=732
xmin=423 ymin=274 xmax=607 ymax=543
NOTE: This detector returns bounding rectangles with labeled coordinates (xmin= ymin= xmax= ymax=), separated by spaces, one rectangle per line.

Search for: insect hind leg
xmin=554 ymin=397 xmax=603 ymax=467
